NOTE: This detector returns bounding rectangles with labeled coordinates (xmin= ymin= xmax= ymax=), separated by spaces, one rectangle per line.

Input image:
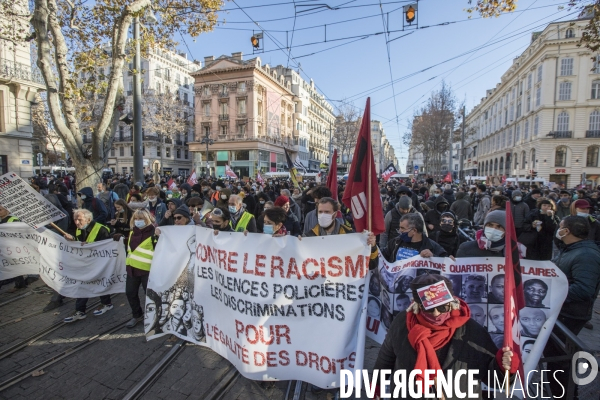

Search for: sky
xmin=176 ymin=0 xmax=575 ymax=172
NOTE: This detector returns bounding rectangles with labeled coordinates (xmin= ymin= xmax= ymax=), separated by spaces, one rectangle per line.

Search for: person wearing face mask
xmin=210 ymin=207 xmax=234 ymax=233
xmin=381 ymin=196 xmax=428 ymax=249
xmin=215 ymin=187 xmax=232 ymax=209
xmin=62 ymin=209 xmax=113 ymax=323
xmin=280 ymin=189 xmax=302 ymax=222
xmin=373 ymin=274 xmax=518 ymax=398
xmin=122 ymin=209 xmax=157 ymax=329
xmin=433 ymin=212 xmax=460 ymax=257
xmin=378 ymin=213 xmax=447 ymax=262
xmin=569 ymin=199 xmax=600 ymax=247
xmin=545 ymin=216 xmax=600 ymax=398
xmin=253 ymin=192 xmax=270 ymax=218
xmin=263 ymin=207 xmax=288 ymax=236
xmin=178 ymin=183 xmax=192 ymax=202
xmin=144 ymin=187 xmax=166 ymax=225
xmin=77 ymin=187 xmax=108 ymax=224
xmin=555 ymin=190 xmax=572 ymax=220
xmin=274 ymin=196 xmax=301 ymax=237
xmin=510 ymin=190 xmax=530 ymax=237
xmin=473 ymin=184 xmax=491 ymax=227
xmin=227 ymin=195 xmax=257 ymax=233
xmin=457 ymin=210 xmax=516 ymax=258
xmin=424 ymin=195 xmax=450 ymax=235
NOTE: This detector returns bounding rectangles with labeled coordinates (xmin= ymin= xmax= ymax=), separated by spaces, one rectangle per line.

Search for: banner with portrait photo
xmin=366 ymin=254 xmax=568 ymax=376
xmin=146 ymin=226 xmax=371 ymax=389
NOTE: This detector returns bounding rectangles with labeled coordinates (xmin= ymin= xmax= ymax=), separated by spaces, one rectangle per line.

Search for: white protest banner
xmin=0 ymin=223 xmax=44 ymax=280
xmin=0 ymin=223 xmax=126 ymax=297
xmin=146 ymin=226 xmax=370 ymax=389
xmin=0 ymin=172 xmax=66 ymax=229
xmin=367 ymin=254 xmax=568 ymax=380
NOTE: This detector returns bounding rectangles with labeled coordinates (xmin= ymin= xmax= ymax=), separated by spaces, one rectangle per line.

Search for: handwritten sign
xmin=0 ymin=172 xmax=66 ymax=229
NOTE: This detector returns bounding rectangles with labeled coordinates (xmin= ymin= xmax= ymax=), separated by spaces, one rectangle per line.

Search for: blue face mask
xmin=134 ymin=220 xmax=146 ymax=229
xmin=399 ymin=230 xmax=412 ymax=243
xmin=228 ymin=206 xmax=238 ymax=214
xmin=263 ymin=224 xmax=274 ymax=235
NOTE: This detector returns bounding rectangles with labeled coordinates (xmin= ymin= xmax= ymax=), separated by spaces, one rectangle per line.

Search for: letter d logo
xmin=572 ymin=351 xmax=598 ymax=386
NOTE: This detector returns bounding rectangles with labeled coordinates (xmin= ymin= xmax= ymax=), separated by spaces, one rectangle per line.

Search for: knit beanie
xmin=173 ymin=204 xmax=191 ymax=220
xmin=398 ymin=196 xmax=412 ymax=210
xmin=484 ymin=210 xmax=506 ymax=229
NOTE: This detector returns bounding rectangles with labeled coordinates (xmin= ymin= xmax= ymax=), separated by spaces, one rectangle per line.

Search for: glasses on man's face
xmin=396 ymin=227 xmax=412 ymax=234
xmin=175 ymin=216 xmax=185 ymax=221
xmin=421 ymin=303 xmax=451 ymax=314
xmin=441 ymin=219 xmax=454 ymax=224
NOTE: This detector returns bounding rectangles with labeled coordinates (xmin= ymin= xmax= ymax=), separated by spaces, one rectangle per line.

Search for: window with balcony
xmin=220 ymin=125 xmax=228 ymax=136
xmin=176 ymin=149 xmax=181 ymax=159
xmin=587 ymin=146 xmax=599 ymax=167
xmin=590 ymin=111 xmax=600 ymax=132
xmin=558 ymin=82 xmax=572 ymax=100
xmin=592 ymin=80 xmax=600 ymax=99
xmin=220 ymin=84 xmax=228 ymax=95
xmin=557 ymin=111 xmax=569 ymax=131
xmin=203 ymin=102 xmax=210 ymax=117
xmin=560 ymin=58 xmax=573 ymax=76
xmin=203 ymin=86 xmax=210 ymax=96
xmin=119 ymin=147 xmax=124 ymax=156
xmin=555 ymin=146 xmax=567 ymax=167
xmin=238 ymin=124 xmax=246 ymax=135
xmin=239 ymin=82 xmax=246 ymax=92
xmin=238 ymin=99 xmax=246 ymax=115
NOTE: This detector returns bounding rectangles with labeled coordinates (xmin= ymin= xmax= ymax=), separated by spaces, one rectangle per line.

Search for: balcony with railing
xmin=218 ymin=92 xmax=229 ymax=98
xmin=0 ymin=59 xmax=45 ymax=85
xmin=115 ymin=135 xmax=133 ymax=142
xmin=175 ymin=140 xmax=183 ymax=145
xmin=586 ymin=130 xmax=600 ymax=138
xmin=547 ymin=131 xmax=573 ymax=138
xmin=219 ymin=114 xmax=229 ymax=121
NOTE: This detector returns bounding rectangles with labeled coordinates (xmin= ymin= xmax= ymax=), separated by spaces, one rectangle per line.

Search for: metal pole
xmin=460 ymin=105 xmax=466 ymax=182
xmin=205 ymin=131 xmax=210 ymax=179
xmin=328 ymin=121 xmax=332 ymax=165
xmin=132 ymin=17 xmax=144 ymax=183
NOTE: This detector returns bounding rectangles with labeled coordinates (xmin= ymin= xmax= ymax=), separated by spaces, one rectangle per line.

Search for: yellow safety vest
xmin=234 ymin=211 xmax=253 ymax=232
xmin=76 ymin=223 xmax=108 ymax=243
xmin=7 ymin=216 xmax=19 ymax=223
xmin=126 ymin=231 xmax=155 ymax=271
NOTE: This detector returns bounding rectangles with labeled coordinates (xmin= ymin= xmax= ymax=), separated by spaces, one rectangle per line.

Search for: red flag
xmin=341 ymin=98 xmax=385 ymax=235
xmin=225 ymin=165 xmax=238 ymax=179
xmin=443 ymin=172 xmax=452 ymax=182
xmin=327 ymin=149 xmax=338 ymax=201
xmin=256 ymin=171 xmax=264 ymax=184
xmin=166 ymin=178 xmax=177 ymax=190
xmin=503 ymin=204 xmax=526 ymax=382
xmin=187 ymin=169 xmax=197 ymax=185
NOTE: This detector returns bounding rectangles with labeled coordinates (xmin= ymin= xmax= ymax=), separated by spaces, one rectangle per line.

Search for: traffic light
xmin=532 ymin=171 xmax=538 ymax=178
xmin=251 ymin=35 xmax=259 ymax=49
xmin=405 ymin=5 xmax=416 ymax=24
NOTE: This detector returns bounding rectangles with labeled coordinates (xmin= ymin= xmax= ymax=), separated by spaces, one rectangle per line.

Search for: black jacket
xmin=456 ymin=241 xmax=504 ymax=258
xmin=380 ymin=235 xmax=447 ymax=263
xmin=553 ymin=240 xmax=600 ymax=321
xmin=424 ymin=196 xmax=450 ymax=235
xmin=374 ymin=312 xmax=508 ymax=399
xmin=79 ymin=187 xmax=108 ymax=224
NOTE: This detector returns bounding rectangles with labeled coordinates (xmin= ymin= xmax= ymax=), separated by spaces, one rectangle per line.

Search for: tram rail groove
xmin=0 ymin=299 xmax=75 ymax=329
xmin=0 ymin=291 xmax=33 ymax=307
xmin=0 ymin=318 xmax=130 ymax=392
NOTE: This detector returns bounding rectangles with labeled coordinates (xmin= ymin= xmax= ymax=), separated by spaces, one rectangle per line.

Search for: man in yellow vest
xmin=122 ymin=209 xmax=157 ymax=328
xmin=228 ymin=195 xmax=257 ymax=233
xmin=0 ymin=205 xmax=29 ymax=291
xmin=63 ymin=209 xmax=113 ymax=323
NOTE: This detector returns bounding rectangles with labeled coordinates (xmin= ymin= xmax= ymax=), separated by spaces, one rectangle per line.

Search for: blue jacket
xmin=79 ymin=187 xmax=108 ymax=224
xmin=147 ymin=199 xmax=167 ymax=225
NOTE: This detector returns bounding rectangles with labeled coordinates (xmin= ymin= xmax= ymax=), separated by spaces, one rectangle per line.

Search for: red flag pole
xmin=367 ymin=99 xmax=372 ymax=232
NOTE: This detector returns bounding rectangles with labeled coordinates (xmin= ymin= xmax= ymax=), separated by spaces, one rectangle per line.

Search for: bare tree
xmin=1 ymin=0 xmax=223 ymax=188
xmin=333 ymin=102 xmax=361 ymax=171
xmin=403 ymin=82 xmax=459 ymax=179
xmin=31 ymin=94 xmax=65 ymax=165
xmin=142 ymin=89 xmax=190 ymax=174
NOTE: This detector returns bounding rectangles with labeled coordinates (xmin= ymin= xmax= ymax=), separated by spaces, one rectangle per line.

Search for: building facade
xmin=189 ymin=53 xmax=297 ymax=178
xmin=82 ymin=46 xmax=199 ymax=176
xmin=465 ymin=16 xmax=600 ymax=188
xmin=371 ymin=120 xmax=399 ymax=174
xmin=0 ymin=1 xmax=45 ymax=177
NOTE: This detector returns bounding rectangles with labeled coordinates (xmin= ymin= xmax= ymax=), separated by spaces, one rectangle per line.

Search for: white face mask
xmin=318 ymin=213 xmax=334 ymax=228
xmin=555 ymin=228 xmax=567 ymax=240
xmin=134 ymin=220 xmax=146 ymax=229
xmin=514 ymin=196 xmax=522 ymax=202
xmin=484 ymin=227 xmax=504 ymax=242
xmin=216 ymin=186 xmax=222 ymax=191
xmin=80 ymin=195 xmax=87 ymax=200
xmin=577 ymin=212 xmax=589 ymax=218
xmin=221 ymin=195 xmax=227 ymax=200
xmin=148 ymin=197 xmax=157 ymax=203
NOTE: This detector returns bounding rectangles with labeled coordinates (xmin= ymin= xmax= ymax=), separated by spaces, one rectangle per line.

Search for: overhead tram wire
xmin=286 ymin=0 xmax=298 ymax=68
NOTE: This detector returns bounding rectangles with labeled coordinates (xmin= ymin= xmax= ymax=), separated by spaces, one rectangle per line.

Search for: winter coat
xmin=159 ymin=199 xmax=182 ymax=226
xmin=442 ymin=188 xmax=456 ymax=206
xmin=449 ymin=193 xmax=472 ymax=222
xmin=523 ymin=209 xmax=560 ymax=261
xmin=552 ymin=240 xmax=600 ymax=321
xmin=374 ymin=312 xmax=509 ymax=399
xmin=424 ymin=196 xmax=450 ymax=235
xmin=473 ymin=194 xmax=491 ymax=226
xmin=555 ymin=201 xmax=571 ymax=220
xmin=79 ymin=187 xmax=108 ymax=224
xmin=381 ymin=207 xmax=427 ymax=249
xmin=510 ymin=200 xmax=530 ymax=230
xmin=283 ymin=212 xmax=301 ymax=237
xmin=456 ymin=241 xmax=505 ymax=258
xmin=380 ymin=235 xmax=447 ymax=263
xmin=147 ymin=198 xmax=167 ymax=225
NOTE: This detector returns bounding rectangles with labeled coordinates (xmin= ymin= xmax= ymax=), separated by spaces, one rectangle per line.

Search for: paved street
xmin=0 ymin=279 xmax=598 ymax=400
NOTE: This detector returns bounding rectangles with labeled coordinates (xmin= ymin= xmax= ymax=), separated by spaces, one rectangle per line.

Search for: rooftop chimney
xmin=232 ymin=52 xmax=243 ymax=61
xmin=204 ymin=56 xmax=214 ymax=67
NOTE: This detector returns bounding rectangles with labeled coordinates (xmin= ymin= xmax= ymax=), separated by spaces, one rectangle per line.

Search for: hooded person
xmin=433 ymin=211 xmax=460 ymax=257
xmin=395 ymin=185 xmax=422 ymax=213
xmin=373 ymin=274 xmax=518 ymax=397
xmin=159 ymin=198 xmax=182 ymax=226
xmin=178 ymin=183 xmax=192 ymax=202
xmin=442 ymin=184 xmax=456 ymax=206
xmin=450 ymin=191 xmax=472 ymax=221
xmin=424 ymin=195 xmax=450 ymax=235
xmin=510 ymin=190 xmax=530 ymax=237
xmin=77 ymin=187 xmax=108 ymax=224
xmin=381 ymin=196 xmax=428 ymax=249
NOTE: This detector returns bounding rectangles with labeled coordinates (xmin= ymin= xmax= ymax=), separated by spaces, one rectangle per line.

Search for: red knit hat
xmin=274 ymin=195 xmax=289 ymax=207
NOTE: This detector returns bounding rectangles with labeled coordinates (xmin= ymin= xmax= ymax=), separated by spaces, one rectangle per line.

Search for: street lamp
xmin=200 ymin=130 xmax=214 ymax=178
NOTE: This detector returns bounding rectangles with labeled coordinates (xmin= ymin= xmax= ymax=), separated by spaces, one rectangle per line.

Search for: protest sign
xmin=367 ymin=254 xmax=568 ymax=378
xmin=146 ymin=226 xmax=371 ymax=389
xmin=0 ymin=223 xmax=126 ymax=297
xmin=0 ymin=172 xmax=66 ymax=229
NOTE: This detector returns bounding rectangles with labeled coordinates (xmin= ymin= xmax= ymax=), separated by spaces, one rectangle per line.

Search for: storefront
xmin=549 ymin=174 xmax=568 ymax=189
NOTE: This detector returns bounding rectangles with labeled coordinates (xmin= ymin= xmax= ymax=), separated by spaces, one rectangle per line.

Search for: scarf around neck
xmin=475 ymin=229 xmax=505 ymax=251
xmin=406 ymin=298 xmax=471 ymax=390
